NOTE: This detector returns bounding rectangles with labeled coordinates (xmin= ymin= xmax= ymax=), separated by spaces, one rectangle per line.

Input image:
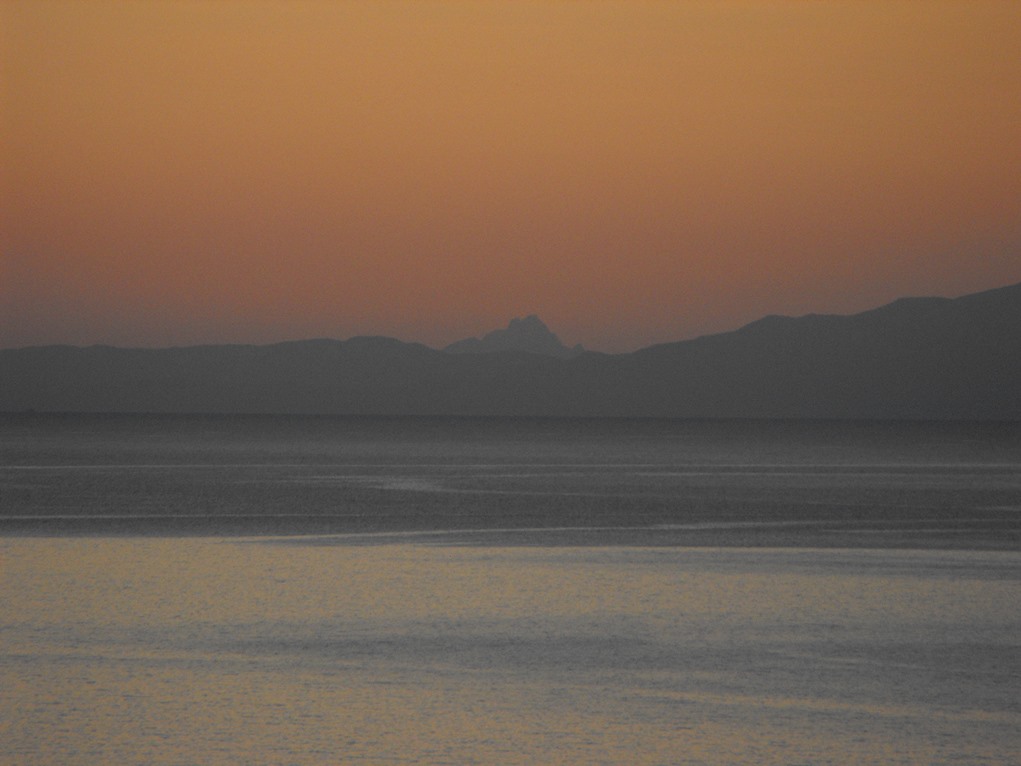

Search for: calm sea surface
xmin=1 ymin=414 xmax=1019 ymax=764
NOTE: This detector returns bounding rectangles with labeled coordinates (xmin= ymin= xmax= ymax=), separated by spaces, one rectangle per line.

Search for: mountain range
xmin=2 ymin=281 xmax=1019 ymax=419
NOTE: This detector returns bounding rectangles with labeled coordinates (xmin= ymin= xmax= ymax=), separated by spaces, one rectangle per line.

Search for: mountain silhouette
xmin=444 ymin=315 xmax=584 ymax=358
xmin=2 ymin=281 xmax=1019 ymax=418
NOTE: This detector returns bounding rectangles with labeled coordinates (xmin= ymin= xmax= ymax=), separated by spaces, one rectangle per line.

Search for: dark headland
xmin=2 ymin=281 xmax=1019 ymax=419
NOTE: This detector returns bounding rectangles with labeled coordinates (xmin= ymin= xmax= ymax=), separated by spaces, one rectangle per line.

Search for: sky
xmin=3 ymin=1 xmax=1020 ymax=353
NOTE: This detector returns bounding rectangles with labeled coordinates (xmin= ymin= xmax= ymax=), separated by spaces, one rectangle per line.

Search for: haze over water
xmin=1 ymin=415 xmax=1019 ymax=764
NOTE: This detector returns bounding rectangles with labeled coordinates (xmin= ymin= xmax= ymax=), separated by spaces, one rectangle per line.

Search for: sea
xmin=1 ymin=413 xmax=1019 ymax=765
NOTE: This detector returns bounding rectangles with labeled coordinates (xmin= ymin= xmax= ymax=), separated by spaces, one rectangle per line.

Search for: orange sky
xmin=3 ymin=1 xmax=1020 ymax=352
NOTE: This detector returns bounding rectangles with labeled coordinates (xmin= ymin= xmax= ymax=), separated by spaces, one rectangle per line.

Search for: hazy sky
xmin=3 ymin=1 xmax=1020 ymax=352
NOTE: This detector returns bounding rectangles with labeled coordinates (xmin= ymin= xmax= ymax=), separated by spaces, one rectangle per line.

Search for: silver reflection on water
xmin=1 ymin=539 xmax=1019 ymax=765
xmin=1 ymin=415 xmax=1020 ymax=764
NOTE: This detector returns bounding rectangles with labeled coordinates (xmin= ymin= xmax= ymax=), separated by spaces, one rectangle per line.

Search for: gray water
xmin=1 ymin=415 xmax=1019 ymax=764
xmin=3 ymin=414 xmax=1020 ymax=546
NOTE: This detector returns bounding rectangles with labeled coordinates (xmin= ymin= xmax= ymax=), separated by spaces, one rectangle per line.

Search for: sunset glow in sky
xmin=3 ymin=1 xmax=1020 ymax=351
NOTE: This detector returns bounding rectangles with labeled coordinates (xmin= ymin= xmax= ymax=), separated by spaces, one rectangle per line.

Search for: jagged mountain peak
xmin=444 ymin=315 xmax=583 ymax=358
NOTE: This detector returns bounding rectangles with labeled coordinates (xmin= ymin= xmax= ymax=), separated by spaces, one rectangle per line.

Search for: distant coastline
xmin=2 ymin=281 xmax=1019 ymax=420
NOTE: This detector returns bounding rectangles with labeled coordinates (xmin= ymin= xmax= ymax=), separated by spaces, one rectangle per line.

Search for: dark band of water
xmin=2 ymin=413 xmax=1019 ymax=548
